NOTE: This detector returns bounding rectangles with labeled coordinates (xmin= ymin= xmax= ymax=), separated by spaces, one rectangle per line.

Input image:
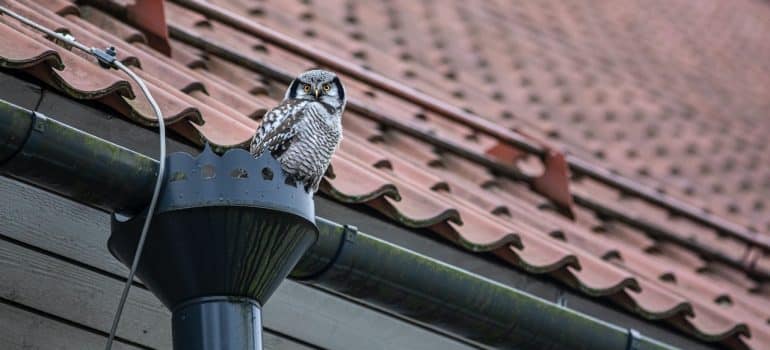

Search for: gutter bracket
xmin=294 ymin=224 xmax=358 ymax=281
xmin=626 ymin=328 xmax=641 ymax=350
xmin=343 ymin=224 xmax=358 ymax=244
xmin=319 ymin=224 xmax=357 ymax=278
xmin=555 ymin=289 xmax=568 ymax=308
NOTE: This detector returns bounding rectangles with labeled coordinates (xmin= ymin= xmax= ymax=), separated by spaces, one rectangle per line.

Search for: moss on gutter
xmin=0 ymin=99 xmax=33 ymax=163
xmin=0 ymin=98 xmax=157 ymax=212
xmin=295 ymin=218 xmax=678 ymax=350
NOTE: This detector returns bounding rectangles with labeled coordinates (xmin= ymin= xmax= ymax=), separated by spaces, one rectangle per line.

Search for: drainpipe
xmin=0 ymin=99 xmax=678 ymax=349
xmin=107 ymin=146 xmax=318 ymax=350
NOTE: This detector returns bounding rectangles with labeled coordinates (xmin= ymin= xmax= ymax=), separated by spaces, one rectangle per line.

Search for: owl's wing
xmin=250 ymin=99 xmax=308 ymax=158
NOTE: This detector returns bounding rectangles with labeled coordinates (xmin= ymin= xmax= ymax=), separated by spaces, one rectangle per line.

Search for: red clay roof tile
xmin=0 ymin=20 xmax=62 ymax=69
xmin=322 ymin=154 xmax=400 ymax=204
xmin=79 ymin=6 xmax=147 ymax=44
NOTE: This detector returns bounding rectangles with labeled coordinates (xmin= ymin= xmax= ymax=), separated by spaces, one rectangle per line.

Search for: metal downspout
xmin=0 ymin=99 xmax=677 ymax=349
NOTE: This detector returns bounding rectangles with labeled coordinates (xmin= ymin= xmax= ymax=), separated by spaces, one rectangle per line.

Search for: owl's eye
xmin=303 ymin=84 xmax=311 ymax=92
xmin=323 ymin=83 xmax=331 ymax=92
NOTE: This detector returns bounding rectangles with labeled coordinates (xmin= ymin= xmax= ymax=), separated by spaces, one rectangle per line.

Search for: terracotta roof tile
xmin=0 ymin=19 xmax=62 ymax=69
xmin=37 ymin=0 xmax=78 ymax=16
xmin=322 ymin=154 xmax=399 ymax=204
xmin=2 ymin=0 xmax=770 ymax=348
xmin=79 ymin=6 xmax=146 ymax=44
xmin=366 ymin=177 xmax=461 ymax=227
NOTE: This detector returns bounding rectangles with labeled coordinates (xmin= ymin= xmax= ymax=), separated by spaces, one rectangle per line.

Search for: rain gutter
xmin=0 ymin=98 xmax=678 ymax=349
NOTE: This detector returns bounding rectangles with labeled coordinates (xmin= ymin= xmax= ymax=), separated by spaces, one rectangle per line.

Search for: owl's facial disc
xmin=284 ymin=70 xmax=346 ymax=112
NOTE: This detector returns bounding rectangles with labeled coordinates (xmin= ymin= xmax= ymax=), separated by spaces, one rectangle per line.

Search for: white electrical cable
xmin=0 ymin=6 xmax=167 ymax=350
xmin=0 ymin=5 xmax=91 ymax=52
xmin=104 ymin=60 xmax=166 ymax=350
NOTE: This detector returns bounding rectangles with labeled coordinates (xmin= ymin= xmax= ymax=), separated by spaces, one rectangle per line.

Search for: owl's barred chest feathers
xmin=278 ymin=102 xmax=342 ymax=182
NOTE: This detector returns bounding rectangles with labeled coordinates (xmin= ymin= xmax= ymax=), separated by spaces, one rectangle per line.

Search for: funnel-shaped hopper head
xmin=108 ymin=146 xmax=318 ymax=309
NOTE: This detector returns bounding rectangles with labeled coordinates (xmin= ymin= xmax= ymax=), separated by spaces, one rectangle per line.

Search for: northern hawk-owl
xmin=250 ymin=69 xmax=346 ymax=193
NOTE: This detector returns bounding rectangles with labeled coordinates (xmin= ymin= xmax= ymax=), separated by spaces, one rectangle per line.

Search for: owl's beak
xmin=314 ymin=88 xmax=320 ymax=99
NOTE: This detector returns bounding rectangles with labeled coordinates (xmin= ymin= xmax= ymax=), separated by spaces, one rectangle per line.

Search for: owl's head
xmin=284 ymin=69 xmax=346 ymax=112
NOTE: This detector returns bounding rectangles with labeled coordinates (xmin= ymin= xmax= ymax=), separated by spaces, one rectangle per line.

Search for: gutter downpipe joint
xmin=107 ymin=146 xmax=318 ymax=350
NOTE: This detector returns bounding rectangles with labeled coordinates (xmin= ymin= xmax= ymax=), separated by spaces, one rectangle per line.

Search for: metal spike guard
xmin=108 ymin=147 xmax=318 ymax=350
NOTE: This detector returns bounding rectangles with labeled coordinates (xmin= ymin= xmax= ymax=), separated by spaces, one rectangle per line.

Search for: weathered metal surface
xmin=154 ymin=146 xmax=316 ymax=223
xmin=109 ymin=146 xmax=318 ymax=309
xmin=110 ymin=205 xmax=317 ymax=308
xmin=293 ymin=218 xmax=677 ymax=350
xmin=0 ymin=98 xmax=33 ymax=163
xmin=0 ymin=99 xmax=157 ymax=213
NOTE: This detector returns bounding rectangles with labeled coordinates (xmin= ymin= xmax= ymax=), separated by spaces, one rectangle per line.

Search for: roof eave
xmin=0 ymin=97 xmax=676 ymax=350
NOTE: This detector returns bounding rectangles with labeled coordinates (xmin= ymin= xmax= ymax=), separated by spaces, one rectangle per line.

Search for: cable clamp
xmin=93 ymin=46 xmax=118 ymax=69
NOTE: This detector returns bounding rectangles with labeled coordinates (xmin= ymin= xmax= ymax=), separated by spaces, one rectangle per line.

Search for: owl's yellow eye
xmin=323 ymin=84 xmax=331 ymax=92
xmin=303 ymin=84 xmax=311 ymax=92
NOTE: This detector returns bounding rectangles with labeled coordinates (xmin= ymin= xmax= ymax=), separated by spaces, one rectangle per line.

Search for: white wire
xmin=104 ymin=61 xmax=166 ymax=350
xmin=0 ymin=6 xmax=167 ymax=350
xmin=0 ymin=5 xmax=90 ymax=52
